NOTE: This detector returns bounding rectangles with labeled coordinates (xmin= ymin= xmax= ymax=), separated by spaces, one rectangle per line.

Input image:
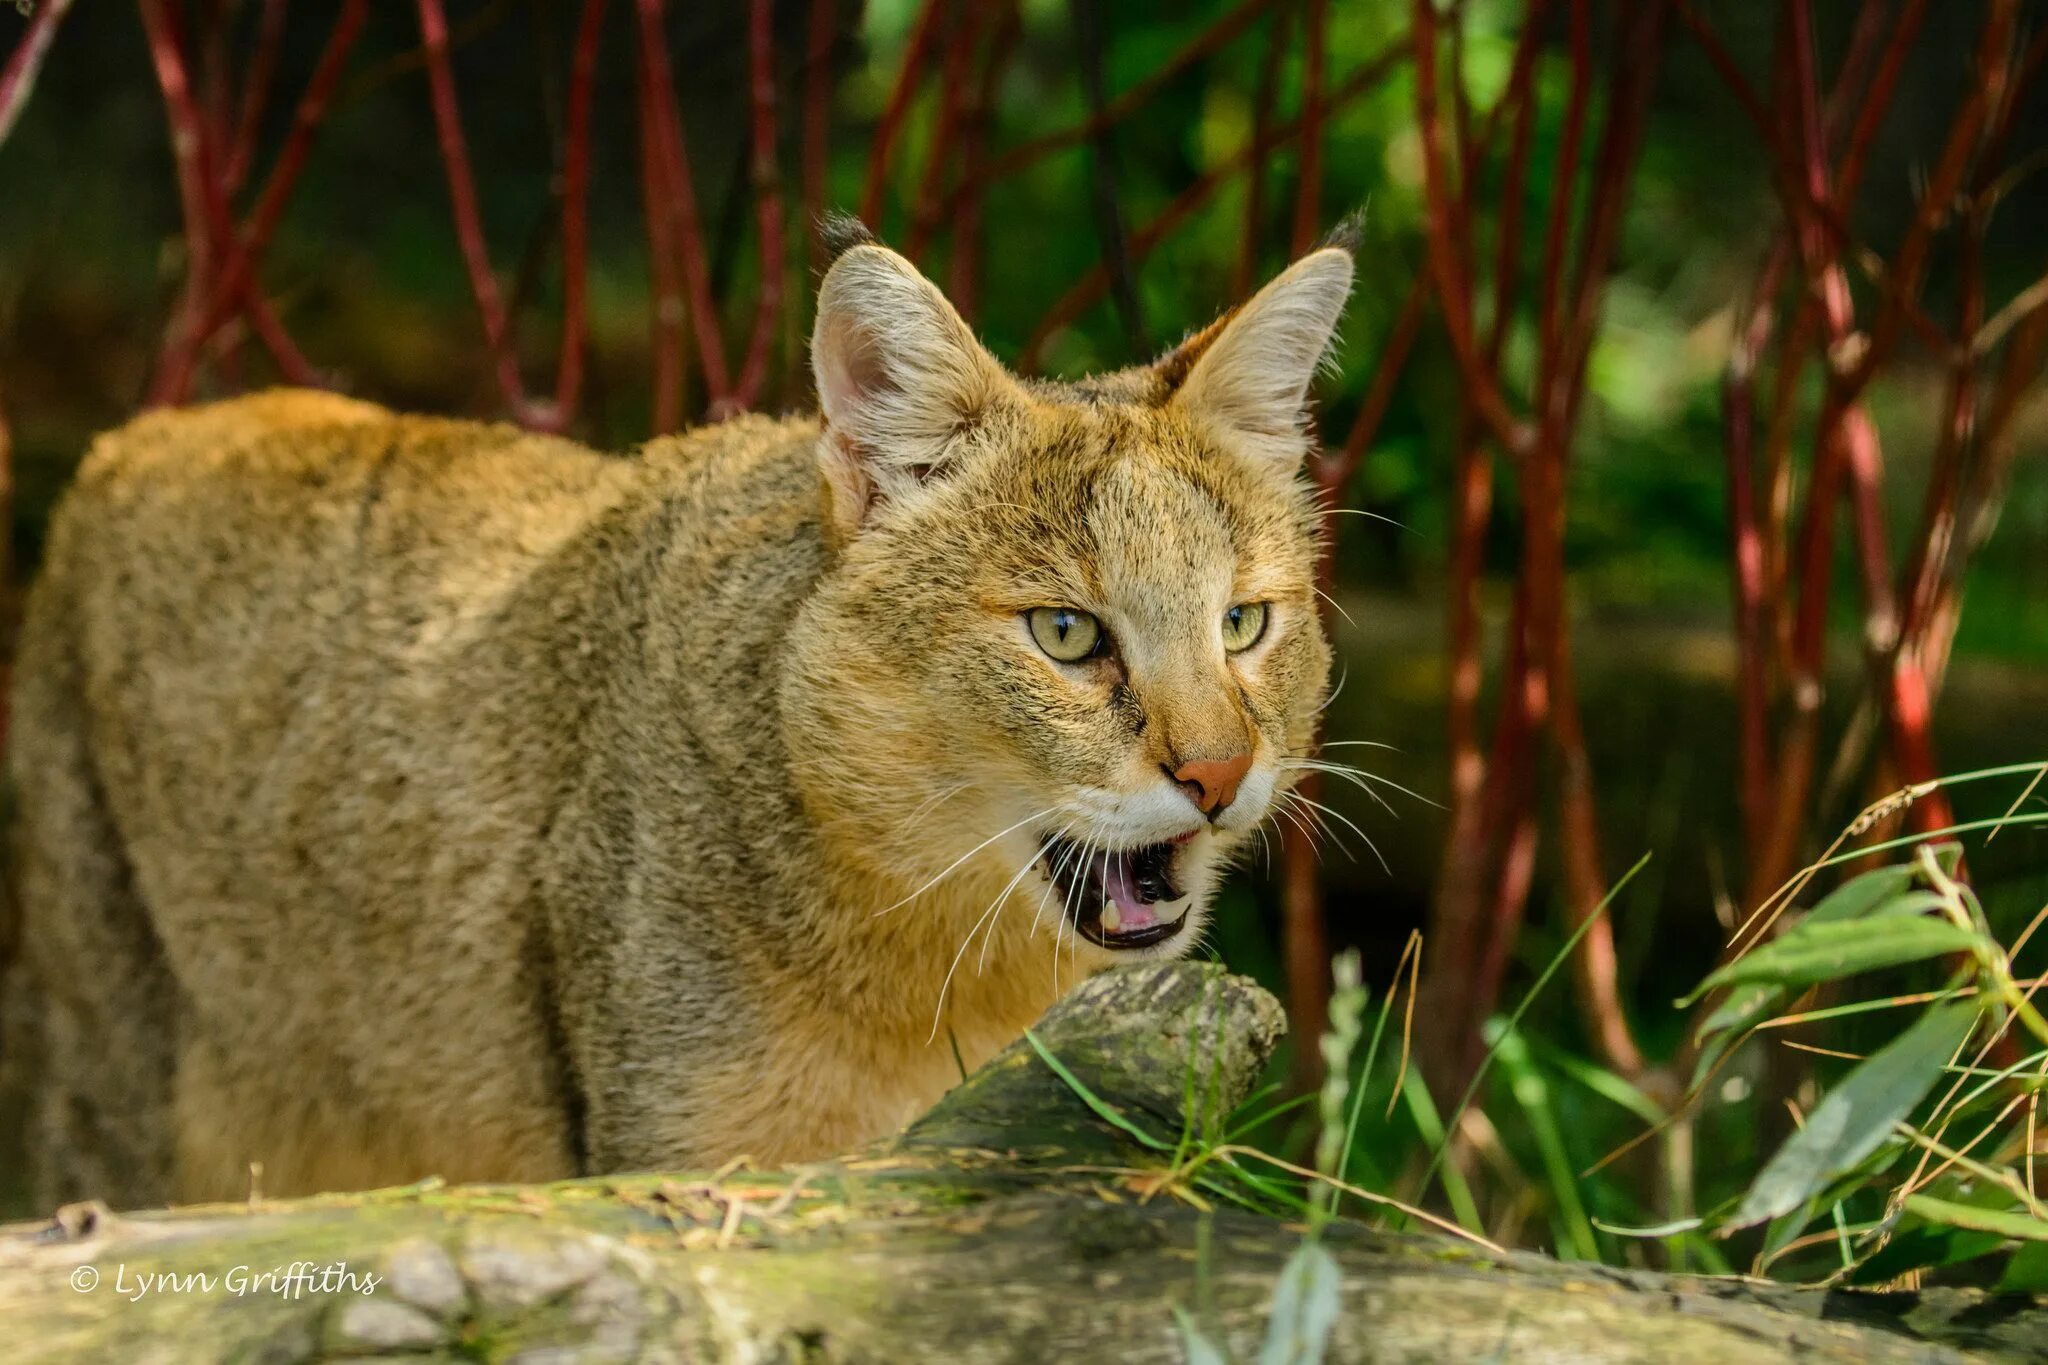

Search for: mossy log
xmin=1 ymin=962 xmax=2043 ymax=1363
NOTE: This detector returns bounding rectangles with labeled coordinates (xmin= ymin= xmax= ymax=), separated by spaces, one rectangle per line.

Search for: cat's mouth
xmin=1037 ymin=833 xmax=1192 ymax=950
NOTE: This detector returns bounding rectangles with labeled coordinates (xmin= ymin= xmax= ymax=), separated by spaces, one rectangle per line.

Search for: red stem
xmin=224 ymin=0 xmax=287 ymax=193
xmin=860 ymin=0 xmax=947 ymax=228
xmin=0 ymin=0 xmax=76 ymax=146
xmin=947 ymin=0 xmax=1277 ymax=226
xmin=635 ymin=0 xmax=732 ymax=407
xmin=1236 ymin=3 xmax=1292 ymax=296
xmin=1020 ymin=35 xmax=1409 ymax=372
xmin=140 ymin=0 xmax=318 ymax=398
xmin=552 ymin=0 xmax=607 ymax=421
xmin=800 ymin=0 xmax=838 ymax=270
xmin=1724 ymin=245 xmax=1787 ymax=854
xmin=1412 ymin=0 xmax=1527 ymax=457
xmin=949 ymin=2 xmax=1022 ymax=321
xmin=1290 ymin=0 xmax=1327 ymax=254
xmin=636 ymin=43 xmax=687 ymax=432
xmin=728 ymin=0 xmax=785 ymax=413
xmin=149 ymin=0 xmax=368 ymax=405
xmin=905 ymin=3 xmax=981 ymax=261
xmin=417 ymin=0 xmax=526 ymax=407
xmin=1849 ymin=0 xmax=2016 ymax=389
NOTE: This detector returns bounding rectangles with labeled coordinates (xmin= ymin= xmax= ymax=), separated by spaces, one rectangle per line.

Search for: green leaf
xmin=1729 ymin=1002 xmax=1978 ymax=1228
xmin=1396 ymin=1065 xmax=1486 ymax=1239
xmin=1904 ymin=1194 xmax=2048 ymax=1243
xmin=1174 ymin=1305 xmax=1232 ymax=1365
xmin=1998 ymin=1242 xmax=2048 ymax=1293
xmin=1258 ymin=1240 xmax=1342 ymax=1365
xmin=1685 ymin=918 xmax=1981 ymax=1003
xmin=1590 ymin=1216 xmax=1704 ymax=1239
xmin=1022 ymin=1029 xmax=1172 ymax=1151
xmin=1803 ymin=864 xmax=1925 ymax=925
xmin=1487 ymin=1022 xmax=1598 ymax=1261
xmin=1848 ymin=1223 xmax=2005 ymax=1286
xmin=1696 ymin=984 xmax=1782 ymax=1041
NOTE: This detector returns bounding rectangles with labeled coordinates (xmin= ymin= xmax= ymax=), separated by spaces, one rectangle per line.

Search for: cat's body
xmin=4 ymin=236 xmax=1352 ymax=1208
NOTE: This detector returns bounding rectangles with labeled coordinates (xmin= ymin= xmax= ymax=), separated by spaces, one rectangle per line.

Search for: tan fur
xmin=4 ymin=244 xmax=1350 ymax=1207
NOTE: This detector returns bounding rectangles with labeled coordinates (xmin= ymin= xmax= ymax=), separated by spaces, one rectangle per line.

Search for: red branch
xmin=905 ymin=1 xmax=982 ymax=261
xmin=1411 ymin=0 xmax=1528 ymax=458
xmin=224 ymin=0 xmax=287 ymax=193
xmin=140 ymin=0 xmax=320 ymax=399
xmin=800 ymin=0 xmax=838 ymax=269
xmin=1020 ymin=35 xmax=1410 ymax=371
xmin=950 ymin=0 xmax=1276 ymax=226
xmin=860 ymin=0 xmax=946 ymax=228
xmin=553 ymin=0 xmax=606 ymax=420
xmin=0 ymin=0 xmax=75 ymax=147
xmin=728 ymin=0 xmax=785 ymax=412
xmin=1290 ymin=0 xmax=1327 ymax=255
xmin=636 ymin=39 xmax=687 ymax=432
xmin=635 ymin=0 xmax=732 ymax=408
xmin=149 ymin=0 xmax=368 ymax=405
xmin=949 ymin=2 xmax=1022 ymax=321
xmin=416 ymin=0 xmax=543 ymax=424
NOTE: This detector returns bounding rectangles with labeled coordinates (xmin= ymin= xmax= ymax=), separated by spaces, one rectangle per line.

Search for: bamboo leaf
xmin=1258 ymin=1240 xmax=1342 ymax=1365
xmin=1848 ymin=1224 xmax=2005 ymax=1286
xmin=1998 ymin=1242 xmax=2048 ymax=1293
xmin=1802 ymin=864 xmax=1919 ymax=925
xmin=1729 ymin=1002 xmax=1977 ymax=1228
xmin=1684 ymin=919 xmax=1981 ymax=1004
xmin=1904 ymin=1195 xmax=2048 ymax=1243
xmin=1174 ymin=1306 xmax=1231 ymax=1365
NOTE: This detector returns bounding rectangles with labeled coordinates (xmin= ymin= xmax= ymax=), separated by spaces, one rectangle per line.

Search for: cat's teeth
xmin=1100 ymin=901 xmax=1122 ymax=934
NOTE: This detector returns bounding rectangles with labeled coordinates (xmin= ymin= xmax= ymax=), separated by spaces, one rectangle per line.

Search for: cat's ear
xmin=1166 ymin=241 xmax=1354 ymax=466
xmin=811 ymin=242 xmax=1020 ymax=534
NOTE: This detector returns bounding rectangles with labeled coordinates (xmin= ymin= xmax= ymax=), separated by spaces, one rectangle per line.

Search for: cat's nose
xmin=1171 ymin=752 xmax=1252 ymax=816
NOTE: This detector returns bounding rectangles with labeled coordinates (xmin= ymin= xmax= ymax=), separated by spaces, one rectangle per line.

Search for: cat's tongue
xmin=1100 ymin=854 xmax=1165 ymax=935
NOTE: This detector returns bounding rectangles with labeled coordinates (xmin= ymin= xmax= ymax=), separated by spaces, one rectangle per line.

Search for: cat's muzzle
xmin=1037 ymin=834 xmax=1191 ymax=950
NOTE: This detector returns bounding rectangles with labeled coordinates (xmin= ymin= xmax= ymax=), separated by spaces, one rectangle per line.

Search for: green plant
xmin=1669 ymin=833 xmax=2048 ymax=1287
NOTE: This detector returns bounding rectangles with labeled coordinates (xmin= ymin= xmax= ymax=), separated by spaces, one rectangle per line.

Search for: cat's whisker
xmin=1052 ymin=831 xmax=1096 ymax=996
xmin=873 ymin=806 xmax=1060 ymax=917
xmin=1318 ymin=506 xmax=1407 ymax=531
xmin=1027 ymin=859 xmax=1061 ymax=939
xmin=930 ymin=826 xmax=1066 ymax=1042
xmin=1267 ymin=798 xmax=1325 ymax=866
xmin=895 ymin=780 xmax=973 ymax=840
xmin=1278 ymin=789 xmax=1338 ymax=847
xmin=1313 ymin=663 xmax=1350 ymax=716
xmin=978 ymin=820 xmax=1074 ymax=976
xmin=1287 ymin=791 xmax=1389 ymax=875
xmin=1291 ymin=758 xmax=1441 ymax=812
xmin=1284 ymin=760 xmax=1400 ymax=818
xmin=1320 ymin=739 xmax=1400 ymax=752
xmin=1310 ymin=585 xmax=1356 ymax=629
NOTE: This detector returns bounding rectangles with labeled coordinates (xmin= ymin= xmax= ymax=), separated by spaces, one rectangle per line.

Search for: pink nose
xmin=1172 ymin=753 xmax=1252 ymax=815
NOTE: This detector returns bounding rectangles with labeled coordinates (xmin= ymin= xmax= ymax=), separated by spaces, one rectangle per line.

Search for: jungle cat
xmin=3 ymin=227 xmax=1352 ymax=1208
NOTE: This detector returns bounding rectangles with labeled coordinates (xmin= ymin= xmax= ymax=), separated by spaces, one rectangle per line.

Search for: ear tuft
xmin=1170 ymin=247 xmax=1355 ymax=466
xmin=816 ymin=211 xmax=877 ymax=269
xmin=1312 ymin=206 xmax=1367 ymax=260
xmin=810 ymin=244 xmax=1017 ymax=533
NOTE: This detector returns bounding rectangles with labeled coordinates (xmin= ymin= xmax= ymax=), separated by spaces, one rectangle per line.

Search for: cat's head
xmin=789 ymin=228 xmax=1350 ymax=971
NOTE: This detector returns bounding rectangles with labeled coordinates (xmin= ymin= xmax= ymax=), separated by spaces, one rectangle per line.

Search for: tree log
xmin=1 ymin=963 xmax=2043 ymax=1362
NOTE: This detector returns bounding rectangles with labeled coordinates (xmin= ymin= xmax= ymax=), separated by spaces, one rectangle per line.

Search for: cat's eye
xmin=1028 ymin=606 xmax=1103 ymax=663
xmin=1222 ymin=602 xmax=1268 ymax=653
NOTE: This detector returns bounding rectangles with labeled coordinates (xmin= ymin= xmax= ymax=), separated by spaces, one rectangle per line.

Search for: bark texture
xmin=1 ymin=961 xmax=2043 ymax=1363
